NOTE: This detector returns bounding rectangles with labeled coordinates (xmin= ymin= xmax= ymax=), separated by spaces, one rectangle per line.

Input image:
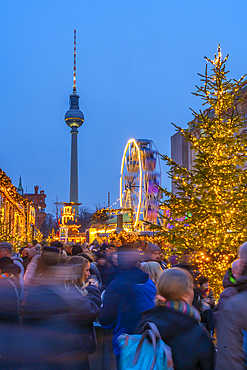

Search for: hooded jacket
xmin=140 ymin=305 xmax=215 ymax=370
xmin=99 ymin=267 xmax=156 ymax=355
xmin=216 ymin=265 xmax=247 ymax=370
xmin=213 ymin=268 xmax=238 ymax=326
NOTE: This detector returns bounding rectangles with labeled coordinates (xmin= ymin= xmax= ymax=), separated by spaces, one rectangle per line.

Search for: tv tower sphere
xmin=65 ymin=94 xmax=84 ymax=128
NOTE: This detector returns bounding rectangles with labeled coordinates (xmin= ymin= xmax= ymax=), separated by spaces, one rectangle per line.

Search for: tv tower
xmin=65 ymin=30 xmax=84 ymax=215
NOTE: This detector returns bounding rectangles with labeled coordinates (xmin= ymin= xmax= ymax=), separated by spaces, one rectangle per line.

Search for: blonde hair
xmin=157 ymin=267 xmax=193 ymax=302
xmin=141 ymin=262 xmax=163 ymax=286
xmin=66 ymin=256 xmax=90 ymax=289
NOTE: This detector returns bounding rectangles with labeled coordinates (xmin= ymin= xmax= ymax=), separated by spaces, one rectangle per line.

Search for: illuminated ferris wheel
xmin=120 ymin=139 xmax=161 ymax=229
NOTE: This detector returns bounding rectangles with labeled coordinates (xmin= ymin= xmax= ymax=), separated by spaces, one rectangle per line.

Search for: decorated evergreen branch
xmin=0 ymin=218 xmax=15 ymax=243
xmin=91 ymin=209 xmax=110 ymax=225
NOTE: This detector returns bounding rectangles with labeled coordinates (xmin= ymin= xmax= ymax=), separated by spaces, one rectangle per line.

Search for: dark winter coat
xmin=193 ymin=287 xmax=214 ymax=313
xmin=140 ymin=305 xmax=216 ymax=370
xmin=99 ymin=267 xmax=156 ymax=355
xmin=213 ymin=269 xmax=238 ymax=326
xmin=96 ymin=262 xmax=116 ymax=291
xmin=107 ymin=260 xmax=122 ymax=282
xmin=216 ymin=266 xmax=247 ymax=370
xmin=0 ymin=276 xmax=21 ymax=370
xmin=0 ymin=275 xmax=20 ymax=320
xmin=0 ymin=279 xmax=101 ymax=370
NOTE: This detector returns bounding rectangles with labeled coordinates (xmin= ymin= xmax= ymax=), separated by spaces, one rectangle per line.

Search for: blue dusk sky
xmin=1 ymin=0 xmax=247 ymax=213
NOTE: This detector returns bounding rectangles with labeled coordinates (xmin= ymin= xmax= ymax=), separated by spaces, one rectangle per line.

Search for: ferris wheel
xmin=120 ymin=139 xmax=162 ymax=229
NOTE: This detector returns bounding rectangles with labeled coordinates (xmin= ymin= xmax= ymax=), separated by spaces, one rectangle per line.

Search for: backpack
xmin=118 ymin=322 xmax=174 ymax=370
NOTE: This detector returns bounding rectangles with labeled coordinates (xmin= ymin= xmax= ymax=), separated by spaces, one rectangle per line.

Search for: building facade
xmin=0 ymin=169 xmax=35 ymax=246
xmin=21 ymin=184 xmax=46 ymax=230
xmin=171 ymin=81 xmax=247 ymax=191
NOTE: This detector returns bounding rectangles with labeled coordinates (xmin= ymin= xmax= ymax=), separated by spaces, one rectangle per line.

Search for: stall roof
xmin=105 ymin=213 xmax=131 ymax=224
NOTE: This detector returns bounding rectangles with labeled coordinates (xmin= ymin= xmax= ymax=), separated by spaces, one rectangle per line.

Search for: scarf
xmin=166 ymin=300 xmax=201 ymax=322
xmin=200 ymin=289 xmax=208 ymax=298
xmin=0 ymin=272 xmax=15 ymax=279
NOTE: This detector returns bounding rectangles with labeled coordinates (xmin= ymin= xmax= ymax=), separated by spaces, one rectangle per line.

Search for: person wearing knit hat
xmin=0 ymin=242 xmax=13 ymax=255
xmin=72 ymin=244 xmax=83 ymax=256
xmin=146 ymin=243 xmax=167 ymax=270
xmin=28 ymin=245 xmax=42 ymax=259
xmin=198 ymin=276 xmax=208 ymax=286
xmin=198 ymin=276 xmax=215 ymax=308
xmin=24 ymin=246 xmax=61 ymax=285
xmin=193 ymin=275 xmax=215 ymax=340
xmin=50 ymin=241 xmax=63 ymax=249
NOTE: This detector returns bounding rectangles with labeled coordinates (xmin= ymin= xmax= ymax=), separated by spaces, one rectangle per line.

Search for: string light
xmin=153 ymin=46 xmax=247 ymax=297
xmin=0 ymin=169 xmax=35 ymax=248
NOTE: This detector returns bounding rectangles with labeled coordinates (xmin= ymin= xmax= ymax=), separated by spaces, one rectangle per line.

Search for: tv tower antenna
xmin=65 ymin=29 xmax=84 ymax=216
xmin=73 ymin=29 xmax=77 ymax=94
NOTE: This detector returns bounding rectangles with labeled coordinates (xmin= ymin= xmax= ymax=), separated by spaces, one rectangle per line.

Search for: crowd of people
xmin=0 ymin=238 xmax=246 ymax=369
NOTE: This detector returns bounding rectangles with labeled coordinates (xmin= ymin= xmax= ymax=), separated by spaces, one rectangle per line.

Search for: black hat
xmin=72 ymin=244 xmax=83 ymax=256
xmin=0 ymin=242 xmax=13 ymax=252
xmin=199 ymin=276 xmax=208 ymax=286
xmin=2 ymin=264 xmax=21 ymax=275
xmin=100 ymin=243 xmax=108 ymax=251
xmin=50 ymin=241 xmax=63 ymax=249
xmin=43 ymin=246 xmax=59 ymax=254
xmin=0 ymin=257 xmax=13 ymax=270
xmin=41 ymin=246 xmax=59 ymax=266
xmin=79 ymin=253 xmax=93 ymax=263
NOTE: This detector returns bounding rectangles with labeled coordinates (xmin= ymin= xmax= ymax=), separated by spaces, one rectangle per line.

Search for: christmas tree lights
xmin=156 ymin=46 xmax=247 ymax=296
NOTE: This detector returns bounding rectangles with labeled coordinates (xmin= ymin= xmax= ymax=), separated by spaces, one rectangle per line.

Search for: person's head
xmin=72 ymin=244 xmax=84 ymax=256
xmin=157 ymin=267 xmax=194 ymax=305
xmin=141 ymin=262 xmax=163 ymax=286
xmin=118 ymin=244 xmax=139 ymax=270
xmin=231 ymin=259 xmax=241 ymax=279
xmin=97 ymin=254 xmax=107 ymax=266
xmin=28 ymin=245 xmax=42 ymax=259
xmin=112 ymin=252 xmax=119 ymax=266
xmin=0 ymin=257 xmax=21 ymax=276
xmin=147 ymin=244 xmax=161 ymax=262
xmin=65 ymin=242 xmax=74 ymax=254
xmin=37 ymin=246 xmax=60 ymax=273
xmin=22 ymin=248 xmax=30 ymax=258
xmin=0 ymin=256 xmax=14 ymax=271
xmin=50 ymin=241 xmax=63 ymax=249
xmin=0 ymin=242 xmax=13 ymax=258
xmin=198 ymin=276 xmax=209 ymax=291
xmin=32 ymin=240 xmax=38 ymax=246
xmin=106 ymin=244 xmax=117 ymax=257
xmin=67 ymin=256 xmax=90 ymax=286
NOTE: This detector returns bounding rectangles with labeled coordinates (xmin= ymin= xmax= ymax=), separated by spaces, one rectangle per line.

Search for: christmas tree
xmin=158 ymin=46 xmax=247 ymax=295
